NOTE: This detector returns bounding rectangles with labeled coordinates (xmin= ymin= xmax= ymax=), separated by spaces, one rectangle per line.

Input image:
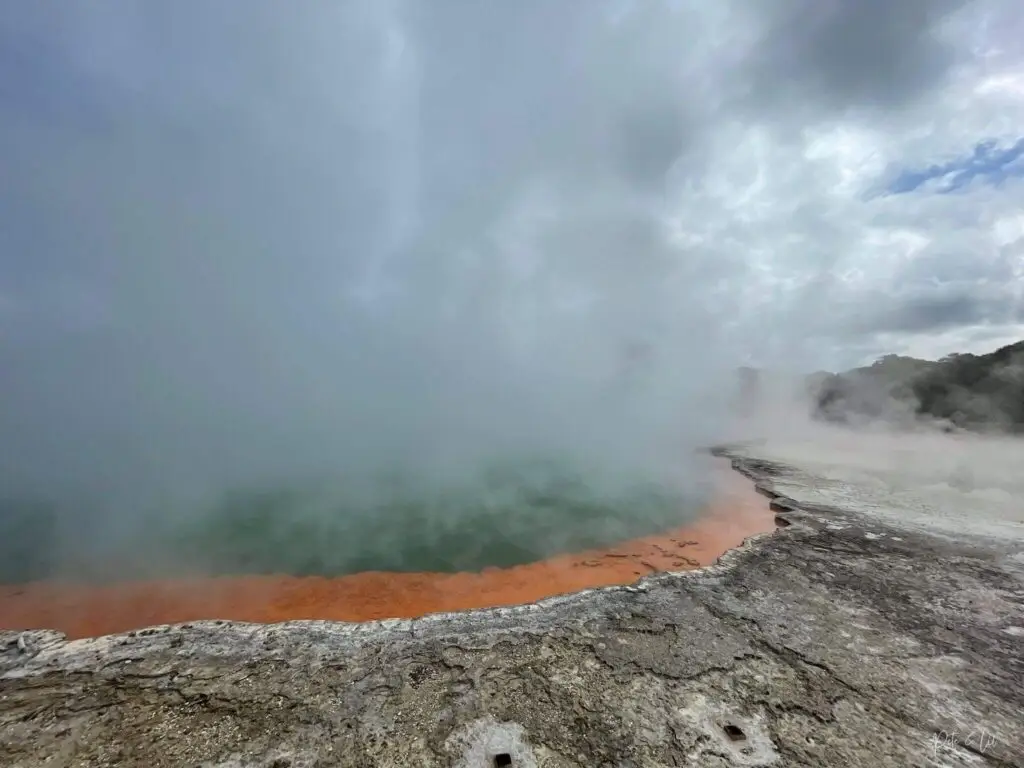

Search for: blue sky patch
xmin=886 ymin=137 xmax=1024 ymax=195
xmin=0 ymin=25 xmax=112 ymax=128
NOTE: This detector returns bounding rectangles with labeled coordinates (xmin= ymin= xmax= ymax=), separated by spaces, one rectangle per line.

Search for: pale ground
xmin=728 ymin=398 xmax=1024 ymax=542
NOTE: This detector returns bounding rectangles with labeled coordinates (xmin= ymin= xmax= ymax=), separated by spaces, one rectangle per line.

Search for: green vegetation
xmin=911 ymin=342 xmax=1024 ymax=430
xmin=809 ymin=340 xmax=1024 ymax=431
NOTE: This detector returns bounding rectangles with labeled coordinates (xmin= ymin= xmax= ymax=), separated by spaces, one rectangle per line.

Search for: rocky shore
xmin=2 ymin=438 xmax=1023 ymax=767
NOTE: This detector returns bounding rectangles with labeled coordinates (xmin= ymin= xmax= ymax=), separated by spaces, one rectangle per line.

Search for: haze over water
xmin=2 ymin=1 xmax=1018 ymax=581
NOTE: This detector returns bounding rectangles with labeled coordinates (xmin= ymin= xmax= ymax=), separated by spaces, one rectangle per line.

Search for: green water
xmin=0 ymin=457 xmax=704 ymax=583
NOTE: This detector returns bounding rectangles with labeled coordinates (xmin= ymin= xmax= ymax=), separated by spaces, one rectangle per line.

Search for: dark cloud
xmin=836 ymin=283 xmax=1022 ymax=337
xmin=884 ymin=291 xmax=1002 ymax=333
xmin=742 ymin=0 xmax=969 ymax=113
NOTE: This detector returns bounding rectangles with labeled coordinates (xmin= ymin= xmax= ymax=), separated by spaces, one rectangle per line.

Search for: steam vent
xmin=0 ymin=458 xmax=774 ymax=639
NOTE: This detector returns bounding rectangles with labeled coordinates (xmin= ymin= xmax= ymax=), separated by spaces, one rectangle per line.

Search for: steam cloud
xmin=0 ymin=1 xmax=1003 ymax=580
xmin=0 ymin=2 xmax=741 ymax=580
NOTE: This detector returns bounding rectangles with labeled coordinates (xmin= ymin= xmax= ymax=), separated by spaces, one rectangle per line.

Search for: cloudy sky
xmin=1 ymin=0 xmax=1023 ymax=505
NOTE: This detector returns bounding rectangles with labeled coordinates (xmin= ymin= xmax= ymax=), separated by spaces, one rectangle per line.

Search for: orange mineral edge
xmin=0 ymin=460 xmax=775 ymax=640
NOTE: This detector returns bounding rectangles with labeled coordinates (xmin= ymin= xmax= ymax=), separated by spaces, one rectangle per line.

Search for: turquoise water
xmin=0 ymin=456 xmax=707 ymax=583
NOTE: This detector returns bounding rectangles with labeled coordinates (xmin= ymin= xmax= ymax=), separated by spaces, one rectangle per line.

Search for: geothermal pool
xmin=0 ymin=459 xmax=773 ymax=639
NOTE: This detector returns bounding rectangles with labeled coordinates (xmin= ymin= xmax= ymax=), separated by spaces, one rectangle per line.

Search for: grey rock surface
xmin=2 ymin=440 xmax=1023 ymax=767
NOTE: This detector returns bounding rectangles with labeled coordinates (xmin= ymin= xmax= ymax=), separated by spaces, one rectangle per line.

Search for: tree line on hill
xmin=807 ymin=339 xmax=1024 ymax=432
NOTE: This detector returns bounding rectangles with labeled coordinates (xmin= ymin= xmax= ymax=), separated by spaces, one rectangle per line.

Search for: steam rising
xmin=0 ymin=2 xmax=750 ymax=581
xmin=0 ymin=1 xmax=1007 ymax=582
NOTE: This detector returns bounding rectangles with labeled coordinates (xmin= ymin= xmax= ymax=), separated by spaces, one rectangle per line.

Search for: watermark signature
xmin=931 ymin=727 xmax=997 ymax=758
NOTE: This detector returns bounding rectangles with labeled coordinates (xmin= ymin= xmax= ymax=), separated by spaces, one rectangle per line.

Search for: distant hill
xmin=809 ymin=340 xmax=1024 ymax=432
